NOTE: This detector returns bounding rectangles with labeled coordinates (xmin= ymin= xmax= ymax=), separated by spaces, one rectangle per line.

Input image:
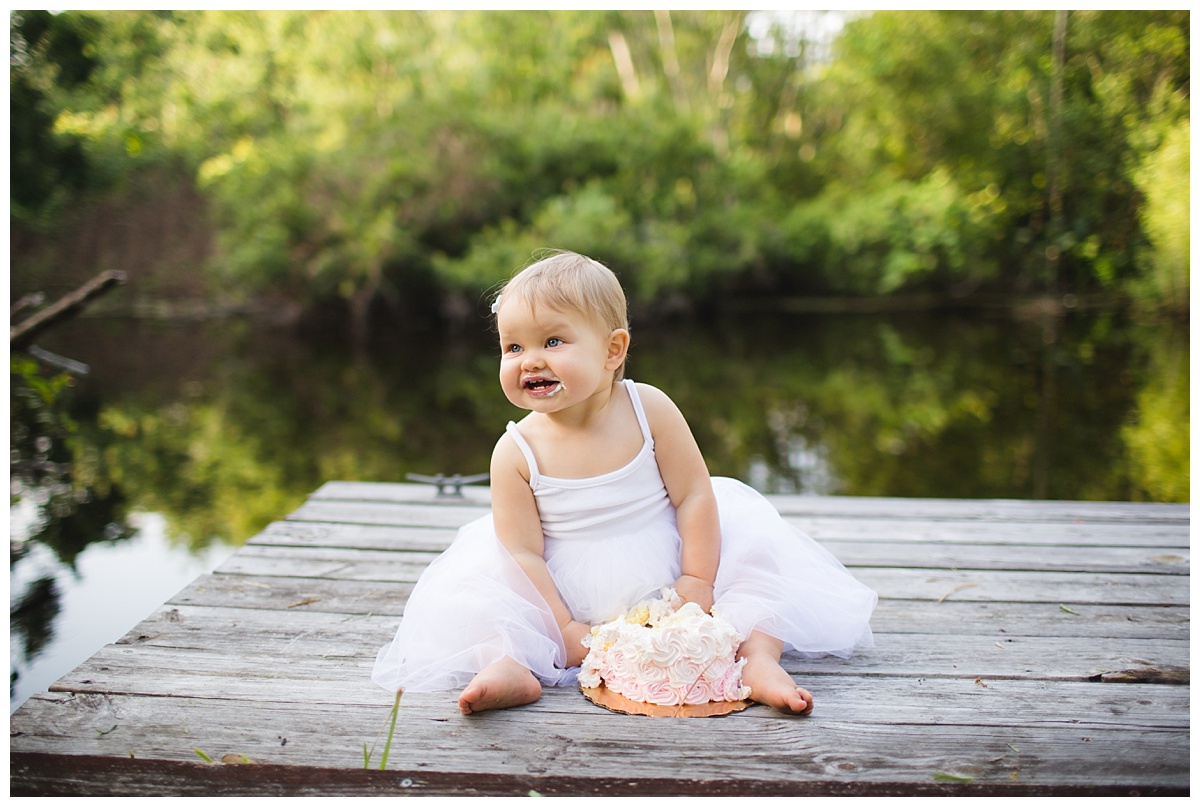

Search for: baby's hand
xmin=561 ymin=620 xmax=591 ymax=667
xmin=673 ymin=574 xmax=715 ymax=613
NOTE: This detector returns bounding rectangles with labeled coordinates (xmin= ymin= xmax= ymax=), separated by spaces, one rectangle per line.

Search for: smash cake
xmin=578 ymin=588 xmax=752 ymax=715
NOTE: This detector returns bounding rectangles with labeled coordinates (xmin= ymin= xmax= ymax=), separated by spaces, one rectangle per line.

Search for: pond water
xmin=9 ymin=307 xmax=1189 ymax=711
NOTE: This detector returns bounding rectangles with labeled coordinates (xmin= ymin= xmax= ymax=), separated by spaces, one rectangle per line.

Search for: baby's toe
xmin=791 ymin=688 xmax=814 ymax=715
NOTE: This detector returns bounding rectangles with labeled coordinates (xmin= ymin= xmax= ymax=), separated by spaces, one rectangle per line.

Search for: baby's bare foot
xmin=458 ymin=657 xmax=541 ymax=715
xmin=742 ymin=653 xmax=814 ymax=716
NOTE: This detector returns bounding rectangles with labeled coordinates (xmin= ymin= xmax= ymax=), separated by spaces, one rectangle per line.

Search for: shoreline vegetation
xmin=37 ymin=291 xmax=1144 ymax=324
xmin=9 ymin=10 xmax=1189 ymax=331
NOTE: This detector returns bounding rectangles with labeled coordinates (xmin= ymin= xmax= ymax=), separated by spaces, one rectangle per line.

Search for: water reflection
xmin=8 ymin=309 xmax=1189 ymax=708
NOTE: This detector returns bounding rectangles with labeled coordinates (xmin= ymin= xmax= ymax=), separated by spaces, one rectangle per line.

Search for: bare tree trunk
xmin=707 ymin=15 xmax=740 ymax=100
xmin=654 ymin=10 xmax=689 ymax=114
xmin=349 ymin=268 xmax=382 ymax=348
xmin=706 ymin=13 xmax=743 ymax=158
xmin=607 ymin=30 xmax=641 ymax=102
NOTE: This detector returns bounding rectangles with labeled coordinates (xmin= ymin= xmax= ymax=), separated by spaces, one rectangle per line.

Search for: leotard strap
xmin=505 ymin=422 xmax=540 ymax=485
xmin=623 ymin=379 xmax=654 ymax=447
xmin=504 ymin=381 xmax=649 ymax=488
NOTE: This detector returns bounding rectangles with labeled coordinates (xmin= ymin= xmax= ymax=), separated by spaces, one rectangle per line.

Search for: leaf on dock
xmin=287 ymin=597 xmax=321 ymax=608
xmin=221 ymin=754 xmax=264 ymax=764
xmin=932 ymin=772 xmax=974 ymax=782
xmin=1059 ymin=604 xmax=1080 ymax=615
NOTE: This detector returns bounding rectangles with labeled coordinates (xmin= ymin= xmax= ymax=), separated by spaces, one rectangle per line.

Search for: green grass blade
xmin=379 ymin=689 xmax=403 ymax=770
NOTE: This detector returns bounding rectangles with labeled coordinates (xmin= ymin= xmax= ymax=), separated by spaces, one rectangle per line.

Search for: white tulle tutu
xmin=372 ymin=382 xmax=877 ymax=693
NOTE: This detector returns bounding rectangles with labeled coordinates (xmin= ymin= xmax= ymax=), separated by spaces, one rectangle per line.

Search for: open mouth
xmin=523 ymin=377 xmax=562 ymax=396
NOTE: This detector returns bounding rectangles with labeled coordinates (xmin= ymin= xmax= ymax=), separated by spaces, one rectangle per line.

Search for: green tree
xmin=10 ymin=10 xmax=99 ymax=226
xmin=10 ymin=10 xmax=1189 ymax=314
xmin=1129 ymin=116 xmax=1189 ymax=312
xmin=803 ymin=10 xmax=1189 ymax=299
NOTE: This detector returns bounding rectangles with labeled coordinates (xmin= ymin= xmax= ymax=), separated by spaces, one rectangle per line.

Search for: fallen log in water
xmin=10 ymin=270 xmax=127 ymax=350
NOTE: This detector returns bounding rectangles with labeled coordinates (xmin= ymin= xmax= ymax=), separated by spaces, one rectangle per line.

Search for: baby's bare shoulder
xmin=491 ymin=428 xmax=531 ymax=481
xmin=633 ymin=382 xmax=685 ymax=421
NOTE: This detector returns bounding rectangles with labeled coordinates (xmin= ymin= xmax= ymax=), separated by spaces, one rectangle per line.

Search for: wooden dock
xmin=10 ymin=482 xmax=1190 ymax=796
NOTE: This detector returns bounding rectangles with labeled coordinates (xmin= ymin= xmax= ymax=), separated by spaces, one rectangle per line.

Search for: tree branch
xmin=10 ymin=270 xmax=127 ymax=349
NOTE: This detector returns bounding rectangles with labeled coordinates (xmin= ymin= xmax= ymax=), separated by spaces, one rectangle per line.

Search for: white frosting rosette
xmin=578 ymin=588 xmax=751 ymax=706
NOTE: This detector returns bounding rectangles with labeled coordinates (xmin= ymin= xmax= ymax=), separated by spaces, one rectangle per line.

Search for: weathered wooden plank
xmin=252 ymin=521 xmax=456 ymax=552
xmin=822 ymin=541 xmax=1188 ymax=574
xmin=253 ymin=516 xmax=1190 ymax=562
xmin=851 ymin=568 xmax=1189 ymax=606
xmin=310 ymin=480 xmax=491 ymax=506
xmin=225 ymin=538 xmax=1189 ymax=579
xmin=10 ymin=688 xmax=1188 ymax=792
xmin=868 ymin=600 xmax=1188 ymax=640
xmin=771 ymin=496 xmax=1189 ymax=524
xmin=113 ymin=606 xmax=1186 ymax=671
xmin=788 ymin=635 xmax=1190 ymax=682
xmin=168 ymin=572 xmax=412 ymax=615
xmin=793 ymin=518 xmax=1190 ymax=548
xmin=51 ymin=628 xmax=1188 ymax=700
xmin=308 ymin=482 xmax=1189 ymax=525
xmin=286 ymin=500 xmax=487 ymax=530
xmin=286 ymin=498 xmax=1192 ymax=536
xmin=9 ymin=751 xmax=1186 ymax=797
xmin=112 ymin=606 xmax=399 ymax=653
xmin=33 ymin=668 xmax=1188 ymax=730
xmin=112 ymin=599 xmax=1195 ymax=650
xmin=217 ymin=545 xmax=443 ymax=582
xmin=194 ymin=559 xmax=1190 ymax=608
xmin=282 ymin=501 xmax=1191 ymax=560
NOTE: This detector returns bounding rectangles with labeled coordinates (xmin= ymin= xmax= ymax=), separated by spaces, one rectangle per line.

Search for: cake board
xmin=581 ymin=685 xmax=756 ymax=718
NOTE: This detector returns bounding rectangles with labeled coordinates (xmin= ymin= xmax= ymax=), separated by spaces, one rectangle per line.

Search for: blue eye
xmin=546 ymin=338 xmax=563 ymax=348
xmin=506 ymin=344 xmax=522 ymax=354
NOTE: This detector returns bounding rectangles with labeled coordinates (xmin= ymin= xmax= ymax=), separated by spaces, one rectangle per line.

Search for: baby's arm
xmin=637 ymin=383 xmax=721 ymax=612
xmin=490 ymin=434 xmax=591 ymax=667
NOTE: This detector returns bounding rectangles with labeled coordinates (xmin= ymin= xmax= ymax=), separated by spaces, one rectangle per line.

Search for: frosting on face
xmin=578 ymin=588 xmax=751 ymax=706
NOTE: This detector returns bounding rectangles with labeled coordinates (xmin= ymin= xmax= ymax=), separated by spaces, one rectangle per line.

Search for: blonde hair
xmin=493 ymin=250 xmax=630 ymax=379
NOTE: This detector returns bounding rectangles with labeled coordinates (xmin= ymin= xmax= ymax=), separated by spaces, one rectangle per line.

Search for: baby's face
xmin=496 ymin=297 xmax=617 ymax=414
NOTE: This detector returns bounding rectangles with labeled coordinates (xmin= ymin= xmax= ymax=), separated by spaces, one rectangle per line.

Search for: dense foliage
xmin=11 ymin=10 xmax=1189 ymax=315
